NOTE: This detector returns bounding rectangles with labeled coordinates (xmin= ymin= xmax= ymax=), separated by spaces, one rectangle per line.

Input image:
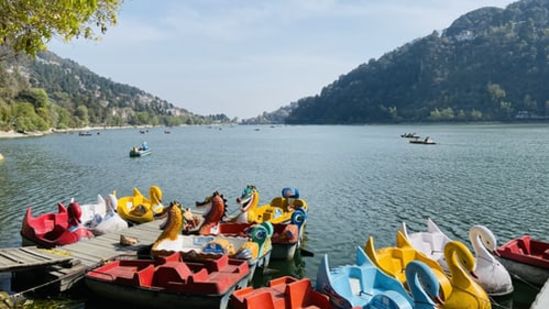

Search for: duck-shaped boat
xmin=496 ymin=234 xmax=549 ymax=286
xmin=230 ymin=276 xmax=331 ymax=309
xmin=152 ymin=202 xmax=272 ymax=281
xmin=401 ymin=219 xmax=513 ymax=296
xmin=316 ymin=246 xmax=443 ymax=309
xmin=194 ymin=191 xmax=305 ymax=260
xmin=85 ymin=251 xmax=249 ymax=309
xmin=233 ymin=186 xmax=308 ymax=225
xmin=21 ymin=200 xmax=94 ymax=248
xmin=81 ymin=194 xmax=128 ymax=235
xmin=365 ymin=231 xmax=453 ymax=300
xmin=117 ymin=186 xmax=164 ymax=224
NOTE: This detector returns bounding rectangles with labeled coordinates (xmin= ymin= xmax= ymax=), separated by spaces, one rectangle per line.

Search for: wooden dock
xmin=3 ymin=219 xmax=165 ymax=293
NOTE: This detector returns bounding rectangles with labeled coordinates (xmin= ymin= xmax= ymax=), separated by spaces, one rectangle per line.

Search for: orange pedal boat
xmin=229 ymin=276 xmax=330 ymax=309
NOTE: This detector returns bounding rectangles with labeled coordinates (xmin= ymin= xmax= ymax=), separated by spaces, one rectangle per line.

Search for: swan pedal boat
xmin=366 ymin=232 xmax=492 ymax=308
xmin=21 ymin=201 xmax=94 ymax=248
xmin=85 ymin=252 xmax=249 ymax=309
xmin=230 ymin=276 xmax=331 ymax=309
xmin=79 ymin=194 xmax=128 ymax=235
xmin=496 ymin=235 xmax=549 ymax=286
xmin=234 ymin=186 xmax=308 ymax=226
xmin=117 ymin=186 xmax=164 ymax=224
xmin=152 ymin=202 xmax=273 ymax=281
xmin=316 ymin=246 xmax=443 ymax=309
xmin=194 ymin=191 xmax=306 ymax=260
xmin=401 ymin=219 xmax=514 ymax=296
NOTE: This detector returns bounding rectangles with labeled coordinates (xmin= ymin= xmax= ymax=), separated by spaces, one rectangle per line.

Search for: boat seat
xmin=153 ymin=261 xmax=194 ymax=290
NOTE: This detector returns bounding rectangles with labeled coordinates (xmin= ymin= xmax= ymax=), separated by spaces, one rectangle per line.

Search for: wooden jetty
xmin=2 ymin=219 xmax=165 ymax=293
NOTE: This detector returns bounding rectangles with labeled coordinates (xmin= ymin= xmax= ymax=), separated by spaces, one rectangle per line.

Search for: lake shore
xmin=0 ymin=125 xmax=160 ymax=139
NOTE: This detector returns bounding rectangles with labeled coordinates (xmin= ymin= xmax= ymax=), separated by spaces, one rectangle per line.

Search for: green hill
xmin=0 ymin=49 xmax=229 ymax=132
xmin=277 ymin=0 xmax=548 ymax=124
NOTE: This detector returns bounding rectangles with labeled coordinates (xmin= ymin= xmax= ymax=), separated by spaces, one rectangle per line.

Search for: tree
xmin=0 ymin=0 xmax=122 ymax=56
xmin=75 ymin=105 xmax=89 ymax=127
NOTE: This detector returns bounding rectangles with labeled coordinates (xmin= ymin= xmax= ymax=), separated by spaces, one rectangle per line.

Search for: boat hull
xmin=271 ymin=243 xmax=297 ymax=260
xmin=497 ymin=257 xmax=549 ymax=286
xmin=86 ymin=276 xmax=248 ymax=309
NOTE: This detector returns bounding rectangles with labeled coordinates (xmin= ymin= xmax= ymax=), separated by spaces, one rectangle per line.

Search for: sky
xmin=48 ymin=0 xmax=516 ymax=119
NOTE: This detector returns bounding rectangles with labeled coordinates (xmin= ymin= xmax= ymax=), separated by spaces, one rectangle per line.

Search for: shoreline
xmin=0 ymin=125 xmax=160 ymax=139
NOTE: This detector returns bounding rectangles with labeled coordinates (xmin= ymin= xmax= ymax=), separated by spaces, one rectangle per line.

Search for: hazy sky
xmin=48 ymin=0 xmax=515 ymax=118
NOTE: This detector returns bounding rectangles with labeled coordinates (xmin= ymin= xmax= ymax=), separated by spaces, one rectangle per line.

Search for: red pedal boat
xmin=86 ymin=252 xmax=250 ymax=309
xmin=230 ymin=276 xmax=330 ymax=309
xmin=21 ymin=201 xmax=94 ymax=248
xmin=497 ymin=235 xmax=549 ymax=286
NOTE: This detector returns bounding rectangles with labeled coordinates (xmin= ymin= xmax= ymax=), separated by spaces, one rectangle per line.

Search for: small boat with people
xmin=496 ymin=234 xmax=549 ymax=286
xmin=193 ymin=191 xmax=305 ymax=260
xmin=409 ymin=136 xmax=436 ymax=145
xmin=21 ymin=200 xmax=94 ymax=248
xmin=230 ymin=276 xmax=331 ymax=309
xmin=79 ymin=131 xmax=93 ymax=136
xmin=316 ymin=246 xmax=444 ymax=309
xmin=85 ymin=251 xmax=250 ymax=309
xmin=401 ymin=219 xmax=514 ymax=296
xmin=401 ymin=132 xmax=419 ymax=138
xmin=129 ymin=141 xmax=151 ymax=157
xmin=116 ymin=186 xmax=164 ymax=224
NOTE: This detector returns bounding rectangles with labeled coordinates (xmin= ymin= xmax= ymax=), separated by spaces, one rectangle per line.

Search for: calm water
xmin=0 ymin=124 xmax=548 ymax=308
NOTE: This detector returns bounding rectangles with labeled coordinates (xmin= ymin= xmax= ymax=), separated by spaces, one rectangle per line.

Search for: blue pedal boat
xmin=316 ymin=246 xmax=442 ymax=309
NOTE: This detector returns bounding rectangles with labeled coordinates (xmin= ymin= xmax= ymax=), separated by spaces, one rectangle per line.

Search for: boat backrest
xmin=516 ymin=238 xmax=531 ymax=255
xmin=153 ymin=262 xmax=193 ymax=288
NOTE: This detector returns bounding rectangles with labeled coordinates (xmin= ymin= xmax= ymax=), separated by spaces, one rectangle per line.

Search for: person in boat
xmin=424 ymin=136 xmax=430 ymax=142
xmin=140 ymin=141 xmax=148 ymax=151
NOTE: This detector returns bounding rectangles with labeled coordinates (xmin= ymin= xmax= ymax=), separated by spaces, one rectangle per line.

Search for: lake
xmin=0 ymin=124 xmax=548 ymax=308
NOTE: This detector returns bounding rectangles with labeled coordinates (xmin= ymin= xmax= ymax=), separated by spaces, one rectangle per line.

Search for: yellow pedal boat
xmin=365 ymin=231 xmax=453 ymax=300
xmin=116 ymin=186 xmax=164 ymax=223
xmin=234 ymin=185 xmax=308 ymax=224
xmin=442 ymin=241 xmax=491 ymax=309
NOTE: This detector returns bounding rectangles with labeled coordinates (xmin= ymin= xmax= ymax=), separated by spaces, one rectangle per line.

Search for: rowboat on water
xmin=401 ymin=132 xmax=419 ymax=138
xmin=496 ymin=235 xmax=549 ymax=286
xmin=79 ymin=131 xmax=93 ymax=136
xmin=21 ymin=201 xmax=94 ymax=248
xmin=129 ymin=141 xmax=151 ymax=157
xmin=193 ymin=191 xmax=306 ymax=260
xmin=401 ymin=219 xmax=514 ymax=296
xmin=85 ymin=252 xmax=249 ymax=309
xmin=409 ymin=136 xmax=436 ymax=144
xmin=230 ymin=276 xmax=331 ymax=309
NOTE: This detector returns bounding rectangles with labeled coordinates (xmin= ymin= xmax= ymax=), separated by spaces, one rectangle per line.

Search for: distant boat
xmin=401 ymin=132 xmax=419 ymax=138
xmin=409 ymin=136 xmax=436 ymax=145
xmin=79 ymin=132 xmax=93 ymax=136
xmin=164 ymin=130 xmax=171 ymax=134
xmin=129 ymin=142 xmax=151 ymax=157
xmin=254 ymin=128 xmax=260 ymax=131
xmin=139 ymin=130 xmax=146 ymax=134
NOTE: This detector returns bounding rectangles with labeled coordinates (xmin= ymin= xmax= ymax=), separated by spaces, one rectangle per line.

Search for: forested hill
xmin=0 ymin=49 xmax=229 ymax=132
xmin=280 ymin=0 xmax=549 ymax=124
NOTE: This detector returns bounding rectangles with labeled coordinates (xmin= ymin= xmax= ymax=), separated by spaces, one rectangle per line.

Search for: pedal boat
xmin=80 ymin=194 xmax=128 ymax=235
xmin=117 ymin=186 xmax=164 ymax=224
xmin=152 ymin=202 xmax=272 ymax=281
xmin=129 ymin=142 xmax=151 ymax=157
xmin=85 ymin=252 xmax=249 ymax=309
xmin=233 ymin=186 xmax=308 ymax=226
xmin=496 ymin=235 xmax=549 ymax=286
xmin=401 ymin=219 xmax=513 ymax=296
xmin=230 ymin=276 xmax=331 ymax=309
xmin=21 ymin=201 xmax=94 ymax=248
xmin=316 ymin=246 xmax=443 ymax=309
xmin=195 ymin=191 xmax=305 ymax=260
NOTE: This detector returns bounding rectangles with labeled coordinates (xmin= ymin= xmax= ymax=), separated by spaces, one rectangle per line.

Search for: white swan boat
xmin=80 ymin=194 xmax=128 ymax=235
xmin=401 ymin=219 xmax=513 ymax=296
